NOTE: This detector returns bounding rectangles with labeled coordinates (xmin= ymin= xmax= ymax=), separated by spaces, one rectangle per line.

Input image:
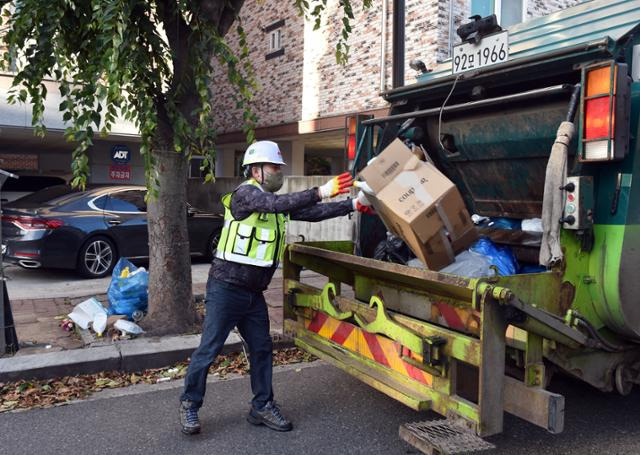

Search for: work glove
xmin=318 ymin=172 xmax=354 ymax=199
xmin=353 ymin=180 xmax=374 ymax=195
xmin=352 ymin=190 xmax=375 ymax=215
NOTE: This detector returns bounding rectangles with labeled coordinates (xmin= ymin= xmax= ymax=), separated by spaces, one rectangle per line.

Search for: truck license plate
xmin=452 ymin=31 xmax=509 ymax=75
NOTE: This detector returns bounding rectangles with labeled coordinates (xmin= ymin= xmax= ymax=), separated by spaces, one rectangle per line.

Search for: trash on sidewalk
xmin=60 ymin=318 xmax=75 ymax=332
xmin=92 ymin=311 xmax=108 ymax=337
xmin=107 ymin=258 xmax=148 ymax=321
xmin=107 ymin=315 xmax=127 ymax=328
xmin=113 ymin=319 xmax=144 ymax=336
xmin=67 ymin=297 xmax=108 ymax=331
xmin=358 ymin=139 xmax=477 ymax=269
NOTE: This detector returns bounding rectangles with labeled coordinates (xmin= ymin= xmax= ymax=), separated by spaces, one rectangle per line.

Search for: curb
xmin=0 ymin=331 xmax=294 ymax=382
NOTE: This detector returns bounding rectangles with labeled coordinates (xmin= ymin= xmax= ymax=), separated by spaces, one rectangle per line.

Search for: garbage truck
xmin=282 ymin=0 xmax=640 ymax=452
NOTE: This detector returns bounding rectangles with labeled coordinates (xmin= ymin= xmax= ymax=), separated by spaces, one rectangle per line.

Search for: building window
xmin=269 ymin=29 xmax=282 ymax=53
xmin=264 ymin=19 xmax=285 ymax=60
xmin=234 ymin=150 xmax=246 ymax=177
xmin=189 ymin=156 xmax=205 ymax=179
xmin=471 ymin=0 xmax=526 ymax=28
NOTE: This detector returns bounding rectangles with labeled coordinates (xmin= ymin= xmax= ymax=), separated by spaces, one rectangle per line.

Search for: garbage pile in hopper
xmin=358 ymin=139 xmax=546 ymax=277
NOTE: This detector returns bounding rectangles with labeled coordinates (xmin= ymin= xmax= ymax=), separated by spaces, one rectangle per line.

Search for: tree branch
xmin=197 ymin=0 xmax=245 ymax=36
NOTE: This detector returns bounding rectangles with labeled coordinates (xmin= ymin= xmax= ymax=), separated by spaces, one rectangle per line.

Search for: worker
xmin=179 ymin=140 xmax=373 ymax=435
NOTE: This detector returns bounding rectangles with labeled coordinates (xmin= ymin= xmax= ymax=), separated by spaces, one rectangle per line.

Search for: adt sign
xmin=111 ymin=145 xmax=131 ymax=164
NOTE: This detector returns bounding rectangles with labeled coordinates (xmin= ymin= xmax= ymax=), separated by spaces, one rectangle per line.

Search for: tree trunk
xmin=144 ymin=140 xmax=199 ymax=335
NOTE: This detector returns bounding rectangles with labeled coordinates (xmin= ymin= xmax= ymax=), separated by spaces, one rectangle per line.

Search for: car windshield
xmin=7 ymin=185 xmax=82 ymax=206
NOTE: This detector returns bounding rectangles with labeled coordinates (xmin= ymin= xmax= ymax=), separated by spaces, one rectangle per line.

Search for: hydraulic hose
xmin=566 ymin=83 xmax=581 ymax=123
xmin=573 ymin=314 xmax=627 ymax=353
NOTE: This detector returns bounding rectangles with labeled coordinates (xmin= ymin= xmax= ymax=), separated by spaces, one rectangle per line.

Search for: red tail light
xmin=2 ymin=215 xmax=64 ymax=230
xmin=579 ymin=61 xmax=631 ymax=161
xmin=347 ymin=116 xmax=357 ymax=160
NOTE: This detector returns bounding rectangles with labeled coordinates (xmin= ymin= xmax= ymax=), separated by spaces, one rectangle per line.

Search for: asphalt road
xmin=1 ymin=361 xmax=640 ymax=455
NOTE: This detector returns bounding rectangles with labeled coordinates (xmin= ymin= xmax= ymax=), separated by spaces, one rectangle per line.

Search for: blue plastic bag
xmin=107 ymin=258 xmax=148 ymax=319
xmin=469 ymin=238 xmax=519 ymax=276
xmin=519 ymin=264 xmax=547 ymax=274
xmin=488 ymin=217 xmax=522 ymax=230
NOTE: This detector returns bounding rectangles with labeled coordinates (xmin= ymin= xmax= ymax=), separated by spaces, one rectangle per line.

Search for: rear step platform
xmin=399 ymin=419 xmax=495 ymax=455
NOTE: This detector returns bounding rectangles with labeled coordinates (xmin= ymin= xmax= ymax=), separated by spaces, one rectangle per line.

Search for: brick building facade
xmin=210 ymin=0 xmax=583 ymax=177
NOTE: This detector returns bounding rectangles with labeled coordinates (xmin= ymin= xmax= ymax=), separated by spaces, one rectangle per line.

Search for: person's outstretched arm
xmin=231 ymin=185 xmax=320 ymax=220
xmin=231 ymin=173 xmax=354 ymax=220
xmin=290 ymin=192 xmax=374 ymax=222
xmin=289 ymin=199 xmax=354 ymax=222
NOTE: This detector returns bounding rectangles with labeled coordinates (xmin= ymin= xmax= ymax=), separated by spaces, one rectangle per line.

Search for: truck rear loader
xmin=283 ymin=1 xmax=640 ymax=452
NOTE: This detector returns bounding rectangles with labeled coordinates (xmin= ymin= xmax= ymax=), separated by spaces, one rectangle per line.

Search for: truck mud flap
xmin=283 ymin=242 xmax=571 ymax=437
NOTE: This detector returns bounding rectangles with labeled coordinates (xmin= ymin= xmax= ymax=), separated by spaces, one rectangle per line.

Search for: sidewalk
xmin=1 ymin=268 xmax=339 ymax=381
xmin=8 ymin=269 xmax=329 ymax=356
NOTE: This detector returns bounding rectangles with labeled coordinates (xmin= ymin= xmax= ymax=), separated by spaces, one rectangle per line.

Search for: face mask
xmin=261 ymin=168 xmax=284 ymax=193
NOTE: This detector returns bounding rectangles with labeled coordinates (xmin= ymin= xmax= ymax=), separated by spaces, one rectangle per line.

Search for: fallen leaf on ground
xmin=1 ymin=347 xmax=316 ymax=413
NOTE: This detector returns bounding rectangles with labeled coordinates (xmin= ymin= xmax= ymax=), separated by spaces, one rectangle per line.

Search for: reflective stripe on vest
xmin=215 ymin=179 xmax=288 ymax=268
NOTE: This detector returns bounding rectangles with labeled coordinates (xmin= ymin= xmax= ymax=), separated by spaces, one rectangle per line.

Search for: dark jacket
xmin=211 ymin=184 xmax=354 ymax=291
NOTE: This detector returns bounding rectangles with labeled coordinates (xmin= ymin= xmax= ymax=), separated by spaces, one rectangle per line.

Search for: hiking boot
xmin=179 ymin=401 xmax=201 ymax=435
xmin=247 ymin=401 xmax=293 ymax=432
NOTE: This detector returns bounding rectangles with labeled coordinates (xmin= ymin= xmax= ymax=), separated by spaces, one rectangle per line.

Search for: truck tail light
xmin=2 ymin=215 xmax=64 ymax=230
xmin=347 ymin=116 xmax=357 ymax=160
xmin=344 ymin=114 xmax=374 ymax=171
xmin=579 ymin=61 xmax=631 ymax=161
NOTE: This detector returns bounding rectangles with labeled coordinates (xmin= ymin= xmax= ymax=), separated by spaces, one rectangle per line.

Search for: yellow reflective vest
xmin=215 ymin=179 xmax=288 ymax=267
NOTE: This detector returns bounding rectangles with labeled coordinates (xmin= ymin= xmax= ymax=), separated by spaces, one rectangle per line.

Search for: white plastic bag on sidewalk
xmin=114 ymin=319 xmax=144 ymax=336
xmin=92 ymin=311 xmax=108 ymax=336
xmin=68 ymin=297 xmax=107 ymax=330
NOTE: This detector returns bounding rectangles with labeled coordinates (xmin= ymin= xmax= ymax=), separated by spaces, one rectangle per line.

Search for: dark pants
xmin=180 ymin=279 xmax=273 ymax=410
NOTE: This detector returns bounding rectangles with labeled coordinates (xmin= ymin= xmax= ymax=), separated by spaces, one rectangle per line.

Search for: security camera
xmin=409 ymin=59 xmax=430 ymax=74
xmin=457 ymin=14 xmax=502 ymax=44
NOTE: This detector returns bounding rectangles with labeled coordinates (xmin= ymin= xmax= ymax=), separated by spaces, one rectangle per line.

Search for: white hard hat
xmin=242 ymin=141 xmax=286 ymax=166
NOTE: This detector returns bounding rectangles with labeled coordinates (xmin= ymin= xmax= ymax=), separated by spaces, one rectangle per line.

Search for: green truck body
xmin=283 ymin=0 xmax=640 ymax=448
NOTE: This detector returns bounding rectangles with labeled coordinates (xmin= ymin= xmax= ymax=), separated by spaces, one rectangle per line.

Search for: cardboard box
xmin=360 ymin=139 xmax=477 ymax=269
xmin=359 ymin=139 xmax=416 ymax=193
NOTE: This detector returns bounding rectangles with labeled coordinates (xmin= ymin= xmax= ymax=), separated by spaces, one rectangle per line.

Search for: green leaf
xmin=17 ymin=382 xmax=32 ymax=393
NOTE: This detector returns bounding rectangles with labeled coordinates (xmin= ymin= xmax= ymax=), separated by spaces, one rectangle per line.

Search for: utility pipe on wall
xmin=380 ymin=0 xmax=387 ymax=92
xmin=448 ymin=0 xmax=455 ymax=58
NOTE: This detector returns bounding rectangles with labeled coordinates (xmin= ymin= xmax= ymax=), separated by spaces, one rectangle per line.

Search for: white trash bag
xmin=440 ymin=250 xmax=496 ymax=278
xmin=92 ymin=311 xmax=108 ymax=337
xmin=114 ymin=319 xmax=145 ymax=336
xmin=68 ymin=297 xmax=107 ymax=331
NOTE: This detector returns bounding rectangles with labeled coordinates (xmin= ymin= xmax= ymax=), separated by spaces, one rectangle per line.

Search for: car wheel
xmin=77 ymin=236 xmax=118 ymax=278
xmin=205 ymin=229 xmax=221 ymax=261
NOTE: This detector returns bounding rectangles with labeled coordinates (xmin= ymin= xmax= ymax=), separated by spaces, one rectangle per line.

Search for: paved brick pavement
xmin=7 ymin=270 xmax=345 ymax=357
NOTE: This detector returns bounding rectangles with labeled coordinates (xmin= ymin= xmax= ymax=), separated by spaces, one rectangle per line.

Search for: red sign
xmin=109 ymin=164 xmax=131 ymax=181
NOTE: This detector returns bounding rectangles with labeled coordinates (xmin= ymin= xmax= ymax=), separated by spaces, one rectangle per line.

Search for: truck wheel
xmin=615 ymin=363 xmax=633 ymax=396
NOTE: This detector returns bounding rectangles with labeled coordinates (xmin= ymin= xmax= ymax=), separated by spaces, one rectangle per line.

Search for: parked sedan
xmin=2 ymin=185 xmax=223 ymax=278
